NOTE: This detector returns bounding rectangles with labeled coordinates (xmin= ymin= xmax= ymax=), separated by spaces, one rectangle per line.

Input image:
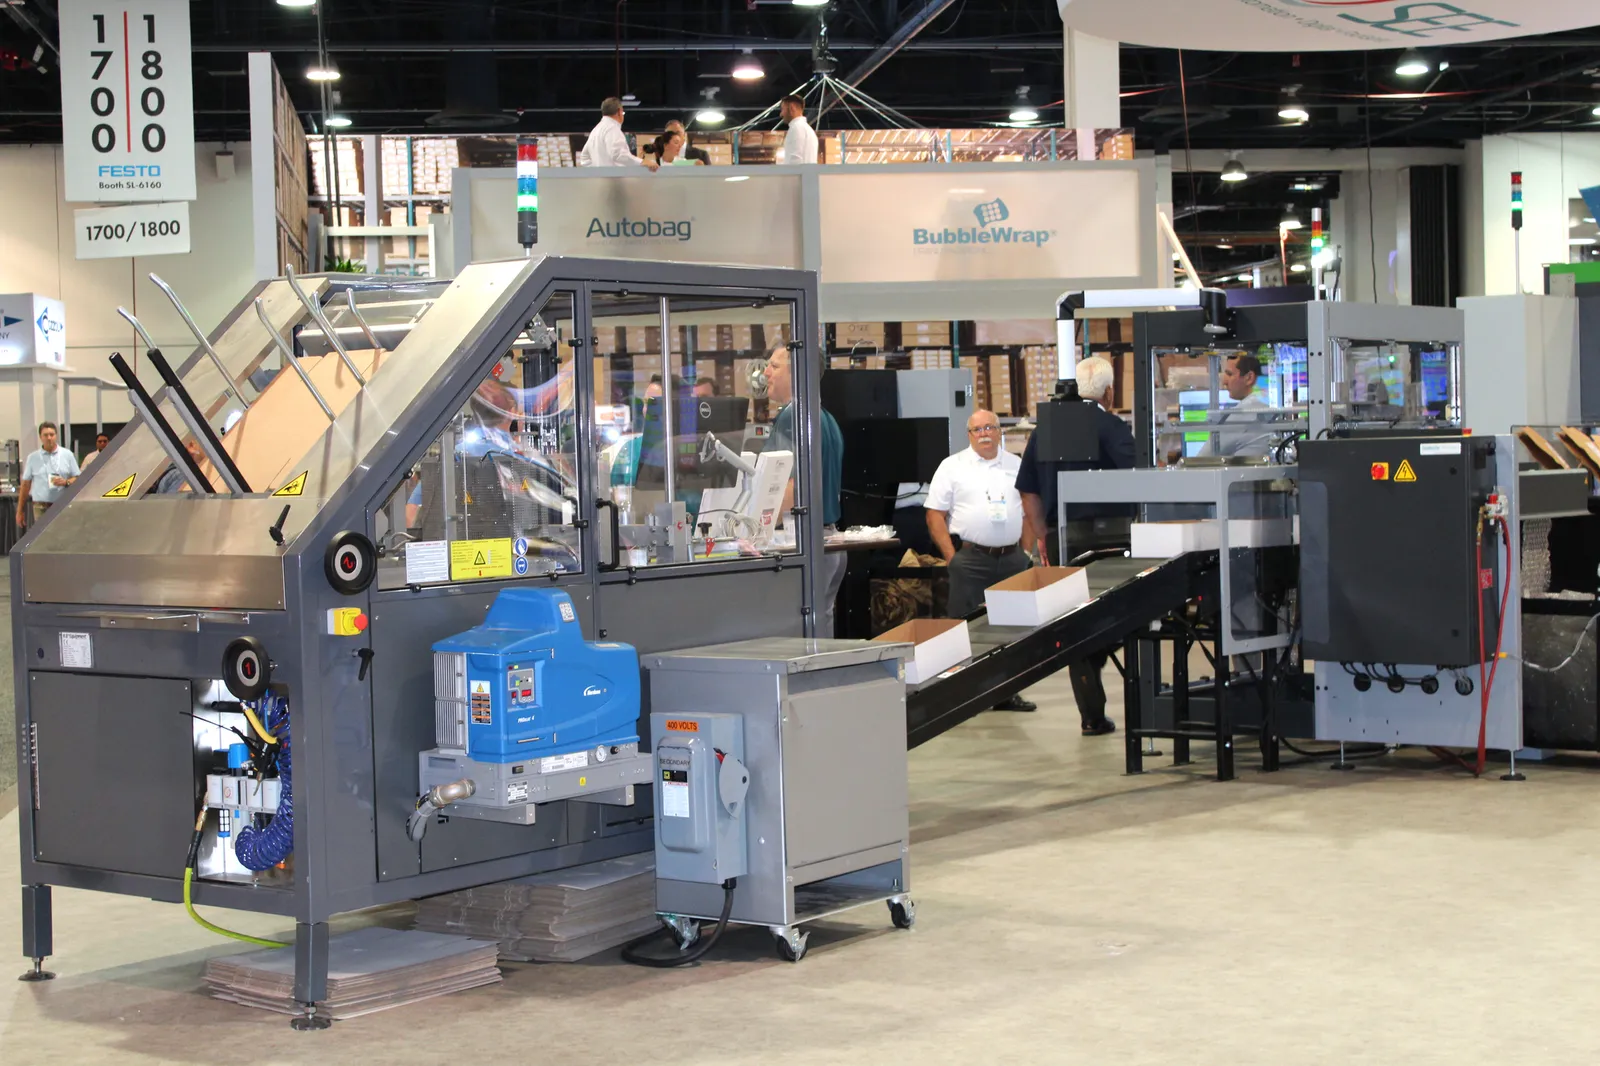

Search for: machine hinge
xmin=626 ymin=566 xmax=639 ymax=586
xmin=569 ymin=337 xmax=585 ymax=349
xmin=789 ymin=506 xmax=808 ymax=517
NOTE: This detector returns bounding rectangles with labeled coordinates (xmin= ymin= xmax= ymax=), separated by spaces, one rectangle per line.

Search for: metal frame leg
xmin=1259 ymin=659 xmax=1281 ymax=773
xmin=290 ymin=921 xmax=332 ymax=1030
xmin=1172 ymin=631 xmax=1191 ymax=767
xmin=1123 ymin=634 xmax=1143 ymax=776
xmin=1142 ymin=637 xmax=1163 ymax=757
xmin=18 ymin=884 xmax=55 ymax=982
xmin=1215 ymin=645 xmax=1235 ymax=782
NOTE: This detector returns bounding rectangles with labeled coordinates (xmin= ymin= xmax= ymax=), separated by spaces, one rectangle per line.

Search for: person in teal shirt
xmin=761 ymin=343 xmax=845 ymax=633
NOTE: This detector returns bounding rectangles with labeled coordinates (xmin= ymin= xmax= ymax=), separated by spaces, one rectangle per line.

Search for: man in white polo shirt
xmin=925 ymin=407 xmax=1034 ymax=711
xmin=17 ymin=420 xmax=80 ymax=531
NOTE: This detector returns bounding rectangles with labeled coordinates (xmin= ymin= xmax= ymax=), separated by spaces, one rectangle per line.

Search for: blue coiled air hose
xmin=234 ymin=694 xmax=293 ymax=871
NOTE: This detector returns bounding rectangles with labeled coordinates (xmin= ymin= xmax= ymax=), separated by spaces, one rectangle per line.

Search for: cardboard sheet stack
xmin=203 ymin=927 xmax=501 ymax=1019
xmin=413 ymin=853 xmax=660 ymax=963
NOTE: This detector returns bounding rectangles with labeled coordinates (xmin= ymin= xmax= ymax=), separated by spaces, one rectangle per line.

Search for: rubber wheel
xmin=324 ymin=530 xmax=377 ymax=595
xmin=222 ymin=636 xmax=271 ymax=701
xmin=774 ymin=932 xmax=807 ymax=963
xmin=889 ymin=900 xmax=916 ymax=930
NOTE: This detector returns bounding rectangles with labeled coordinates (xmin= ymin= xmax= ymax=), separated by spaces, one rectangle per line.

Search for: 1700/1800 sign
xmin=74 ymin=202 xmax=192 ymax=259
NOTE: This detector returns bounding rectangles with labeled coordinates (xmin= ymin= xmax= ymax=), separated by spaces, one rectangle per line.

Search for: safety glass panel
xmin=375 ymin=291 xmax=581 ymax=589
xmin=1147 ymin=344 xmax=1308 ymax=466
xmin=1329 ymin=339 xmax=1461 ymax=431
xmin=591 ymin=291 xmax=798 ymax=568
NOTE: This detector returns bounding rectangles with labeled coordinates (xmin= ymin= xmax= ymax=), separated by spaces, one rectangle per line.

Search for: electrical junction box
xmin=650 ymin=712 xmax=749 ymax=885
xmin=418 ymin=588 xmax=652 ymax=824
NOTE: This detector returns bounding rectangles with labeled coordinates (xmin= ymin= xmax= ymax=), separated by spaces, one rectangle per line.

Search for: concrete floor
xmin=5 ymin=660 xmax=1600 ymax=1064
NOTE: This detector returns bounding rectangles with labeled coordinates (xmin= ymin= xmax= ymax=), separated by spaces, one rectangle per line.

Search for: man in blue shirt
xmin=17 ymin=421 xmax=80 ymax=530
xmin=762 ymin=343 xmax=846 ymax=635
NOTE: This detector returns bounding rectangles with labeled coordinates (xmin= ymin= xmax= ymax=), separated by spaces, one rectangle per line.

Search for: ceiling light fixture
xmin=1009 ymin=86 xmax=1039 ymax=123
xmin=1395 ymin=50 xmax=1430 ymax=77
xmin=1281 ymin=205 xmax=1303 ymax=230
xmin=325 ymin=115 xmax=352 ymax=128
xmin=1278 ymin=87 xmax=1309 ymax=124
xmin=731 ymin=50 xmax=765 ymax=81
xmin=276 ymin=0 xmax=316 ymax=7
xmin=306 ymin=61 xmax=340 ymax=82
xmin=1290 ymin=263 xmax=1308 ymax=273
xmin=696 ymin=108 xmax=726 ymax=126
xmin=793 ymin=0 xmax=829 ymax=6
xmin=1215 ymin=241 xmax=1233 ymax=250
xmin=1221 ymin=157 xmax=1248 ymax=183
xmin=1236 ymin=273 xmax=1254 ymax=282
xmin=1570 ymin=237 xmax=1598 ymax=246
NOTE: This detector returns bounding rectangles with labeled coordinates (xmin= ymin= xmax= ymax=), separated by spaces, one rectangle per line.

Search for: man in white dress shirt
xmin=925 ymin=408 xmax=1035 ymax=711
xmin=1200 ymin=354 xmax=1275 ymax=458
xmin=579 ymin=97 xmax=659 ymax=170
xmin=777 ymin=96 xmax=818 ymax=165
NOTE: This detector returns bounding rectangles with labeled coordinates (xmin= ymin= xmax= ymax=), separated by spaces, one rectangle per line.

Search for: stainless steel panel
xmin=644 ymin=636 xmax=909 ymax=675
xmin=781 ymin=675 xmax=908 ymax=868
xmin=23 ymin=498 xmax=289 ymax=608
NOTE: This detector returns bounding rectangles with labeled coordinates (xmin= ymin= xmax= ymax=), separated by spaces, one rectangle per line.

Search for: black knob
xmin=325 ymin=531 xmax=377 ymax=595
xmin=223 ymin=636 xmax=271 ymax=701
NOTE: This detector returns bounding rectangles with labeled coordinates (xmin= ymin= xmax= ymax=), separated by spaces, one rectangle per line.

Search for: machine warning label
xmin=102 ymin=474 xmax=136 ymax=498
xmin=661 ymin=780 xmax=690 ymax=818
xmin=1394 ymin=460 xmax=1418 ymax=483
xmin=470 ymin=679 xmax=492 ymax=723
xmin=273 ymin=471 xmax=308 ymax=496
xmin=665 ymin=720 xmax=699 ymax=732
xmin=450 ymin=538 xmax=514 ymax=580
xmin=1370 ymin=463 xmax=1390 ymax=481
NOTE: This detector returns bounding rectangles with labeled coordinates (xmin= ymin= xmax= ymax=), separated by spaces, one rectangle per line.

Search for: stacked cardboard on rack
xmin=834 ymin=321 xmax=885 ymax=352
xmin=204 ymin=927 xmax=500 ymax=1019
xmin=413 ymin=854 xmax=659 ymax=963
xmin=909 ymin=349 xmax=952 ymax=370
xmin=901 ymin=321 xmax=952 ymax=348
xmin=988 ymin=355 xmax=1014 ymax=415
xmin=1021 ymin=346 xmax=1058 ymax=415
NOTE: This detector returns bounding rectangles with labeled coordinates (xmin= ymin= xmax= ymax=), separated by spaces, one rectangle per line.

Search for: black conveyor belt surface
xmin=905 ymin=552 xmax=1218 ymax=749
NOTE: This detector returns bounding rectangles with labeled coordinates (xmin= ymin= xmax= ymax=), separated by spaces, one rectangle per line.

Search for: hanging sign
xmin=1055 ymin=0 xmax=1599 ymax=51
xmin=59 ymin=0 xmax=196 ymax=203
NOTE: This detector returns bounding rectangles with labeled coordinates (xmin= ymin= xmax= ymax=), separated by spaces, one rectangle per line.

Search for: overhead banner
xmin=818 ymin=169 xmax=1142 ymax=285
xmin=0 ymin=294 xmax=67 ymax=367
xmin=59 ymin=0 xmax=196 ymax=202
xmin=469 ymin=172 xmax=804 ymax=267
xmin=1055 ymin=0 xmax=1598 ymax=50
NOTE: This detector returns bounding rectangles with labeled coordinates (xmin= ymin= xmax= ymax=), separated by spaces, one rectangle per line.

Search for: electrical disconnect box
xmin=650 ymin=712 xmax=750 ymax=885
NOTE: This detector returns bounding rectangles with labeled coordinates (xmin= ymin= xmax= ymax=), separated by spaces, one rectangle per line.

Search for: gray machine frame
xmin=12 ymin=256 xmax=825 ymax=1011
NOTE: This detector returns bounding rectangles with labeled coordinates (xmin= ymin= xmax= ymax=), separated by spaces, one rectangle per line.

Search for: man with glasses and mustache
xmin=925 ymin=408 xmax=1036 ymax=712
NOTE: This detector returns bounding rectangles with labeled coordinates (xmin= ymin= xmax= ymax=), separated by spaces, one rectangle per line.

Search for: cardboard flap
xmin=875 ymin=618 xmax=965 ymax=645
xmin=987 ymin=565 xmax=1083 ymax=594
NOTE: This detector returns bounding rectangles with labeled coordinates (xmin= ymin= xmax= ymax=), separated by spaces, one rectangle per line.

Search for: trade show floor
xmin=5 ymin=659 xmax=1600 ymax=1062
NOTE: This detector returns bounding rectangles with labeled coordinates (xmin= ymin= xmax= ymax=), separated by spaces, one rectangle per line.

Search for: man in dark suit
xmin=1015 ymin=355 xmax=1135 ymax=735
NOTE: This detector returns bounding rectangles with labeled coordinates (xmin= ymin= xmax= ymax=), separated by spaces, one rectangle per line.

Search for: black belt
xmin=959 ymin=541 xmax=1018 ymax=557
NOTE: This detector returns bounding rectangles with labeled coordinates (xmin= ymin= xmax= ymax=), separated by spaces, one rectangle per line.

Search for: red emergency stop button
xmin=1371 ymin=462 xmax=1390 ymax=481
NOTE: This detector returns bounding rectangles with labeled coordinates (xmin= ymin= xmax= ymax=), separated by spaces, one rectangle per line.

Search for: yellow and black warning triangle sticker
xmin=102 ymin=473 xmax=136 ymax=498
xmin=473 ymin=550 xmax=487 ymax=566
xmin=273 ymin=471 xmax=308 ymax=497
xmin=1394 ymin=459 xmax=1418 ymax=483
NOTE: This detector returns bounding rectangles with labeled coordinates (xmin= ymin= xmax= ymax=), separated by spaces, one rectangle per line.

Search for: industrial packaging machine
xmin=12 ymin=257 xmax=834 ymax=1023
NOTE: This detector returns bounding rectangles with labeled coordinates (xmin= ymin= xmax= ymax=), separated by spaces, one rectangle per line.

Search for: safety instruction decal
xmin=450 ymin=538 xmax=514 ymax=581
xmin=102 ymin=474 xmax=136 ymax=498
xmin=1394 ymin=460 xmax=1418 ymax=483
xmin=273 ymin=471 xmax=308 ymax=496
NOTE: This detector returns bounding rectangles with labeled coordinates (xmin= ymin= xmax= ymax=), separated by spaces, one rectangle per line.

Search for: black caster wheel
xmin=1386 ymin=675 xmax=1406 ymax=694
xmin=1353 ymin=673 xmax=1371 ymax=692
xmin=1420 ymin=676 xmax=1440 ymax=695
xmin=222 ymin=636 xmax=271 ymax=701
xmin=325 ymin=530 xmax=377 ymax=595
xmin=889 ymin=898 xmax=916 ymax=930
xmin=1455 ymin=676 xmax=1475 ymax=696
xmin=773 ymin=928 xmax=809 ymax=963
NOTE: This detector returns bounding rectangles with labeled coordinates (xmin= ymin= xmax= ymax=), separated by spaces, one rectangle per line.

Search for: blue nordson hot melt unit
xmin=415 ymin=589 xmax=653 ymax=829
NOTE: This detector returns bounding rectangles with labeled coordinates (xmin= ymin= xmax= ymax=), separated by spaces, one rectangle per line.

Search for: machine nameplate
xmin=665 ymin=719 xmax=699 ymax=732
xmin=1419 ymin=442 xmax=1462 ymax=456
xmin=540 ymin=751 xmax=588 ymax=773
xmin=58 ymin=632 xmax=93 ymax=669
xmin=450 ymin=538 xmax=514 ymax=580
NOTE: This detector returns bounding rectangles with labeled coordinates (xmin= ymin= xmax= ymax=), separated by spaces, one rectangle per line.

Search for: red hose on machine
xmin=1474 ymin=511 xmax=1513 ymax=777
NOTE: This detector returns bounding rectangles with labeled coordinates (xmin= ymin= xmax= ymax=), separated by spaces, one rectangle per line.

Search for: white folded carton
xmin=1227 ymin=517 xmax=1297 ymax=548
xmin=984 ymin=566 xmax=1091 ymax=627
xmin=874 ymin=618 xmax=972 ymax=684
xmin=1130 ymin=520 xmax=1220 ymax=558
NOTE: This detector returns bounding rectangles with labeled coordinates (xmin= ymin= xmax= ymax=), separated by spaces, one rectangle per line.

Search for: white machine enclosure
xmin=643 ymin=638 xmax=911 ymax=929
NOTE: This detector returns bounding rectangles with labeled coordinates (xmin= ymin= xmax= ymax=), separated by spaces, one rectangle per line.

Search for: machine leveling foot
xmin=1329 ymin=741 xmax=1355 ymax=772
xmin=289 ymin=1006 xmax=332 ymax=1031
xmin=1501 ymin=751 xmax=1525 ymax=782
xmin=17 ymin=958 xmax=55 ymax=982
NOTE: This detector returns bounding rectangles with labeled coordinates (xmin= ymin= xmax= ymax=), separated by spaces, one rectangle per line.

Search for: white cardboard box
xmin=1227 ymin=517 xmax=1297 ymax=548
xmin=984 ymin=567 xmax=1091 ymax=627
xmin=1131 ymin=520 xmax=1220 ymax=558
xmin=874 ymin=618 xmax=972 ymax=684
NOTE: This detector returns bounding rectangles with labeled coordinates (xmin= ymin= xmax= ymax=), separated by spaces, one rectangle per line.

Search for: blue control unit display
xmin=433 ymin=588 xmax=641 ymax=764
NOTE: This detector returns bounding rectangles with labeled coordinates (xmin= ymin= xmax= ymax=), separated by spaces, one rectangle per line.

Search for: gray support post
xmin=290 ymin=920 xmax=331 ymax=1029
xmin=18 ymin=884 xmax=55 ymax=981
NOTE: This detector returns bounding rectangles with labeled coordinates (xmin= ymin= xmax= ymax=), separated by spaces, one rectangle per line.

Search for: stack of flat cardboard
xmin=413 ymin=853 xmax=659 ymax=963
xmin=204 ymin=927 xmax=500 ymax=1020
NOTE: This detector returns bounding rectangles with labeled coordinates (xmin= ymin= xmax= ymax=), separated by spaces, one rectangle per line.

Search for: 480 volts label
xmin=74 ymin=201 xmax=190 ymax=260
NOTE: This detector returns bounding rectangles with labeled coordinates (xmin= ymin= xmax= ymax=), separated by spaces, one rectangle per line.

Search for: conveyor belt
xmin=905 ymin=551 xmax=1220 ymax=748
